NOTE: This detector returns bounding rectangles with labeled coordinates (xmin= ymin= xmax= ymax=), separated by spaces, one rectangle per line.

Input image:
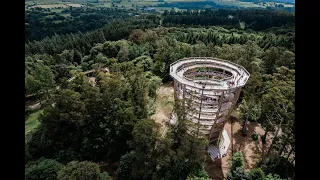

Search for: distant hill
xmin=239 ymin=0 xmax=295 ymax=4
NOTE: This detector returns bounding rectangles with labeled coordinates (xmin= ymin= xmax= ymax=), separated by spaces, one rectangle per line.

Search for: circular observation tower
xmin=169 ymin=57 xmax=250 ymax=160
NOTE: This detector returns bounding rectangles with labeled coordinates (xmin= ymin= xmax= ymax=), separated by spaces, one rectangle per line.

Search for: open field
xmin=26 ymin=0 xmax=294 ymax=12
xmin=29 ymin=3 xmax=83 ymax=9
xmin=28 ymin=0 xmax=88 ymax=3
xmin=25 ymin=109 xmax=43 ymax=135
xmin=213 ymin=0 xmax=264 ymax=8
xmin=31 ymin=4 xmax=68 ymax=8
xmin=66 ymin=3 xmax=84 ymax=7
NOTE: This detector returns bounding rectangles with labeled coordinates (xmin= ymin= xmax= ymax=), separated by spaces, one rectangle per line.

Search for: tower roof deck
xmin=170 ymin=57 xmax=250 ymax=91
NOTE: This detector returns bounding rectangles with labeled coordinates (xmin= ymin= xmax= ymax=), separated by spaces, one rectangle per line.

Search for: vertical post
xmin=174 ymin=79 xmax=177 ymax=97
xmin=225 ymin=88 xmax=242 ymax=122
xmin=209 ymin=90 xmax=224 ymax=140
xmin=215 ymin=91 xmax=225 ymax=147
xmin=182 ymin=84 xmax=187 ymax=120
xmin=216 ymin=130 xmax=222 ymax=147
xmin=183 ymin=84 xmax=186 ymax=99
xmin=197 ymin=86 xmax=205 ymax=136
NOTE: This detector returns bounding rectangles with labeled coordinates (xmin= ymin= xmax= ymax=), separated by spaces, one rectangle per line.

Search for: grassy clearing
xmin=212 ymin=0 xmax=264 ymax=8
xmin=30 ymin=3 xmax=84 ymax=9
xmin=25 ymin=109 xmax=43 ymax=135
xmin=32 ymin=4 xmax=68 ymax=8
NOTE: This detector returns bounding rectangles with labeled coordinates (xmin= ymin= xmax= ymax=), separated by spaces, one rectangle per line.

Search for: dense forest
xmin=156 ymin=1 xmax=236 ymax=10
xmin=25 ymin=7 xmax=295 ymax=180
xmin=162 ymin=9 xmax=294 ymax=31
xmin=25 ymin=8 xmax=139 ymax=42
xmin=25 ymin=8 xmax=294 ymax=42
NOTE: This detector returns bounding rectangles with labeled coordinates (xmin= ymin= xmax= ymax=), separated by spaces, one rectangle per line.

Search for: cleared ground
xmin=150 ymin=82 xmax=174 ymax=133
xmin=205 ymin=115 xmax=273 ymax=179
xmin=25 ymin=109 xmax=43 ymax=135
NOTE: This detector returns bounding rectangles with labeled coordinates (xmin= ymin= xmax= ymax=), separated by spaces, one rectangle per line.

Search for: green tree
xmin=264 ymin=173 xmax=285 ymax=180
xmin=132 ymin=55 xmax=154 ymax=72
xmin=260 ymin=155 xmax=294 ymax=179
xmin=102 ymin=41 xmax=119 ymax=58
xmin=239 ymin=99 xmax=261 ymax=136
xmin=261 ymin=67 xmax=294 ymax=157
xmin=117 ymin=40 xmax=130 ymax=62
xmin=57 ymin=161 xmax=110 ymax=180
xmin=227 ymin=152 xmax=250 ymax=180
xmin=25 ymin=158 xmax=63 ymax=180
xmin=25 ymin=61 xmax=55 ymax=96
xmin=117 ymin=152 xmax=136 ymax=180
xmin=81 ymin=73 xmax=137 ymax=161
xmin=230 ymin=152 xmax=245 ymax=171
xmin=261 ymin=47 xmax=294 ymax=75
xmin=129 ymin=29 xmax=146 ymax=44
xmin=27 ymin=89 xmax=85 ymax=159
xmin=227 ymin=167 xmax=250 ymax=180
xmin=25 ymin=74 xmax=41 ymax=95
xmin=126 ymin=63 xmax=150 ymax=119
xmin=118 ymin=119 xmax=160 ymax=180
xmin=148 ymin=75 xmax=162 ymax=99
xmin=248 ymin=168 xmax=265 ymax=180
xmin=187 ymin=166 xmax=210 ymax=180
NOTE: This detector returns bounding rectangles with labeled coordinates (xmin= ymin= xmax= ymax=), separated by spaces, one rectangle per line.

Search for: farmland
xmin=25 ymin=0 xmax=294 ymax=11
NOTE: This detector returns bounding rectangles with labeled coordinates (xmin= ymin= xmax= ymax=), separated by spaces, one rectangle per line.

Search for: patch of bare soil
xmin=150 ymin=82 xmax=174 ymax=132
xmin=204 ymin=155 xmax=226 ymax=180
xmin=205 ymin=115 xmax=273 ymax=179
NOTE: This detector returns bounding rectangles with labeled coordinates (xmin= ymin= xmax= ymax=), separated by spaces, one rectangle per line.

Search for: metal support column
xmin=209 ymin=90 xmax=224 ymax=140
xmin=225 ymin=88 xmax=242 ymax=122
xmin=197 ymin=86 xmax=205 ymax=136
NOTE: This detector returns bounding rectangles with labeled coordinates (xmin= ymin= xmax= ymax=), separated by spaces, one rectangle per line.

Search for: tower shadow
xmin=204 ymin=154 xmax=225 ymax=180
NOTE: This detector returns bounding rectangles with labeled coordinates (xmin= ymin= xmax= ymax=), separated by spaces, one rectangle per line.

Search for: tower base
xmin=207 ymin=129 xmax=230 ymax=161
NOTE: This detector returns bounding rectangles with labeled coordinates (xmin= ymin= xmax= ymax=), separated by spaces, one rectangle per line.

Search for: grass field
xmin=213 ymin=0 xmax=264 ymax=8
xmin=25 ymin=109 xmax=43 ymax=135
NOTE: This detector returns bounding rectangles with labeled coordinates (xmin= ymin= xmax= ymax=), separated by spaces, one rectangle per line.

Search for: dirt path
xmin=205 ymin=114 xmax=274 ymax=179
xmin=150 ymin=82 xmax=174 ymax=132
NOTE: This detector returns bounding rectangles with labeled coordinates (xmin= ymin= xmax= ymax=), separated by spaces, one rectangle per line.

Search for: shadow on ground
xmin=204 ymin=155 xmax=225 ymax=180
xmin=230 ymin=120 xmax=271 ymax=170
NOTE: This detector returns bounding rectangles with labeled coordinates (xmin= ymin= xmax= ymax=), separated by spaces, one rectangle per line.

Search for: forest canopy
xmin=25 ymin=6 xmax=295 ymax=180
